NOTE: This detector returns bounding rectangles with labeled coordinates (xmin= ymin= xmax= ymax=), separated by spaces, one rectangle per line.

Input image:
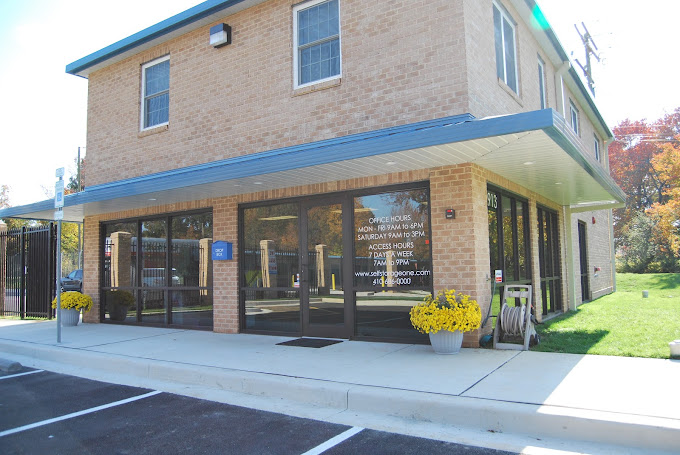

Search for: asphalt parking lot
xmin=0 ymin=367 xmax=515 ymax=455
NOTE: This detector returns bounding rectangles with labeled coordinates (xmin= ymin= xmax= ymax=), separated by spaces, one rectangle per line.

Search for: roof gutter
xmin=65 ymin=0 xmax=256 ymax=77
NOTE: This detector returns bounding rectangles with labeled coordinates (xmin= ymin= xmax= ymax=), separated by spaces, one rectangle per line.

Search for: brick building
xmin=0 ymin=0 xmax=624 ymax=346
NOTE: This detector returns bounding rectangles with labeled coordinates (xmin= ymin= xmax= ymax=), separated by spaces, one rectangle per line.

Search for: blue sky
xmin=1 ymin=0 xmax=678 ymax=207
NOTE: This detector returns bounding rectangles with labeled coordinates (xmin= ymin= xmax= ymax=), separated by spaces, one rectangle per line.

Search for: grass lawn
xmin=531 ymin=273 xmax=680 ymax=359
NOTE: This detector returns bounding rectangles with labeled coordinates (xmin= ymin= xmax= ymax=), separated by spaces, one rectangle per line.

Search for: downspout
xmin=603 ymin=137 xmax=613 ymax=172
xmin=555 ymin=61 xmax=571 ymax=118
xmin=609 ymin=208 xmax=616 ymax=293
xmin=604 ymin=137 xmax=616 ymax=293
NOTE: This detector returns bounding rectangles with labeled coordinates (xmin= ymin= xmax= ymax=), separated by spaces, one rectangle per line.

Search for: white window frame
xmin=594 ymin=135 xmax=601 ymax=162
xmin=140 ymin=55 xmax=170 ymax=131
xmin=493 ymin=1 xmax=519 ymax=94
xmin=537 ymin=56 xmax=546 ymax=109
xmin=569 ymin=100 xmax=580 ymax=135
xmin=293 ymin=0 xmax=342 ymax=90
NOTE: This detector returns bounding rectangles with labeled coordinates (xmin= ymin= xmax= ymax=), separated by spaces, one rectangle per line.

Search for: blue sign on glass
xmin=212 ymin=241 xmax=233 ymax=260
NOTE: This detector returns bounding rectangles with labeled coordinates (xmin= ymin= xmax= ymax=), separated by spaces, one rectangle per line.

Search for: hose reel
xmin=493 ymin=285 xmax=537 ymax=351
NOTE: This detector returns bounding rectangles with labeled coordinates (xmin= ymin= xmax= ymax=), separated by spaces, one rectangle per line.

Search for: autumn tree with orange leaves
xmin=610 ymin=108 xmax=680 ymax=272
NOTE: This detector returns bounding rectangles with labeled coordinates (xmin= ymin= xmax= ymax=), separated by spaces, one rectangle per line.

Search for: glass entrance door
xmin=301 ymin=198 xmax=351 ymax=338
xmin=578 ymin=221 xmax=590 ymax=302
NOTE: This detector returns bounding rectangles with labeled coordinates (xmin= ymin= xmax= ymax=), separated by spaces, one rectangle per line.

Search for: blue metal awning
xmin=0 ymin=109 xmax=625 ymax=223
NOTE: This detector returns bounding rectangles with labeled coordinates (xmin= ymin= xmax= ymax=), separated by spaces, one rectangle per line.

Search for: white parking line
xmin=0 ymin=370 xmax=44 ymax=380
xmin=300 ymin=427 xmax=364 ymax=455
xmin=0 ymin=390 xmax=162 ymax=438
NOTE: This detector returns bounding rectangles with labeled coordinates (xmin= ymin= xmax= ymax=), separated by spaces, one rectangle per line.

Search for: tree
xmin=647 ymin=134 xmax=680 ymax=271
xmin=0 ymin=185 xmax=33 ymax=231
xmin=617 ymin=212 xmax=656 ymax=273
xmin=610 ymin=119 xmax=669 ymax=241
xmin=65 ymin=156 xmax=85 ymax=195
xmin=611 ymin=108 xmax=680 ymax=272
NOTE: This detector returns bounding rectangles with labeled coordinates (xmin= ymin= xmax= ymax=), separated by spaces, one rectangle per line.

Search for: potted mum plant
xmin=106 ymin=290 xmax=136 ymax=321
xmin=410 ymin=289 xmax=481 ymax=354
xmin=52 ymin=291 xmax=93 ymax=327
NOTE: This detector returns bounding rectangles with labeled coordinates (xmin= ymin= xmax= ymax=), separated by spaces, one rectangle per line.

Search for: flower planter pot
xmin=60 ymin=308 xmax=80 ymax=327
xmin=428 ymin=329 xmax=464 ymax=355
xmin=108 ymin=303 xmax=129 ymax=322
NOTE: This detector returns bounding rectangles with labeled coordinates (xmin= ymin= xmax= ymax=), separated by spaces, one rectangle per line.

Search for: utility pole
xmin=574 ymin=22 xmax=600 ymax=96
xmin=77 ymin=147 xmax=82 ymax=270
xmin=55 ymin=168 xmax=65 ymax=343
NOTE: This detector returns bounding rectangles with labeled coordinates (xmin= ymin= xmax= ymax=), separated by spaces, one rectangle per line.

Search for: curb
xmin=0 ymin=357 xmax=22 ymax=373
xmin=1 ymin=339 xmax=678 ymax=454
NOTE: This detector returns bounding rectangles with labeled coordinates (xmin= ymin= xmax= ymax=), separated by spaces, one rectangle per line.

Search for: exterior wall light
xmin=210 ymin=23 xmax=231 ymax=48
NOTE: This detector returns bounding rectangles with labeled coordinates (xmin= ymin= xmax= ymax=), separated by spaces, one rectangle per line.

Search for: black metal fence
xmin=1 ymin=224 xmax=57 ymax=318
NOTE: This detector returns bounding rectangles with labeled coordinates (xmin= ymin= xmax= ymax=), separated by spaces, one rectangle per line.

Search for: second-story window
xmin=594 ymin=135 xmax=601 ymax=162
xmin=538 ymin=57 xmax=546 ymax=109
xmin=569 ymin=100 xmax=580 ymax=135
xmin=493 ymin=2 xmax=518 ymax=93
xmin=141 ymin=56 xmax=170 ymax=130
xmin=293 ymin=0 xmax=341 ymax=89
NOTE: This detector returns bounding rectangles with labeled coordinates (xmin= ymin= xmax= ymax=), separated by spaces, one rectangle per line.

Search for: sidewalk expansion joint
xmin=80 ymin=330 xmax=192 ymax=349
xmin=458 ymin=351 xmax=522 ymax=397
xmin=0 ymin=329 xmax=192 ymax=350
xmin=461 ymin=394 xmax=680 ymax=422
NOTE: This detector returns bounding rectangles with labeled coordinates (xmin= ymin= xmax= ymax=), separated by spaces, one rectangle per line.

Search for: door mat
xmin=276 ymin=338 xmax=343 ymax=348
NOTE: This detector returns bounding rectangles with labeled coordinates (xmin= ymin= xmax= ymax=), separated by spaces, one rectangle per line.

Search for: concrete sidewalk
xmin=0 ymin=319 xmax=678 ymax=454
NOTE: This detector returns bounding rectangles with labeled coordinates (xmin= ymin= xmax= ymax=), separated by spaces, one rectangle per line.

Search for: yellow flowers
xmin=52 ymin=291 xmax=93 ymax=312
xmin=410 ymin=289 xmax=481 ymax=334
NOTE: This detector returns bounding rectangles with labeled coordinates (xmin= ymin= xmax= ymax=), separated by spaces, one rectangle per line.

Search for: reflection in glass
xmin=244 ymin=290 xmax=300 ymax=332
xmin=141 ymin=220 xmax=167 ymax=323
xmin=354 ymin=189 xmax=431 ymax=290
xmin=242 ymin=204 xmax=300 ymax=332
xmin=103 ymin=222 xmax=137 ymax=321
xmin=537 ymin=207 xmax=562 ymax=315
xmin=171 ymin=214 xmax=213 ymax=327
xmin=141 ymin=220 xmax=167 ymax=287
xmin=170 ymin=290 xmax=212 ymax=328
xmin=101 ymin=211 xmax=213 ymax=328
xmin=502 ymin=195 xmax=515 ymax=281
xmin=102 ymin=289 xmax=137 ymax=323
xmin=353 ymin=188 xmax=431 ymax=340
xmin=103 ymin=222 xmax=136 ymax=289
xmin=307 ymin=204 xmax=344 ymax=325
xmin=488 ymin=195 xmax=499 ymax=277
xmin=355 ymin=290 xmax=428 ymax=340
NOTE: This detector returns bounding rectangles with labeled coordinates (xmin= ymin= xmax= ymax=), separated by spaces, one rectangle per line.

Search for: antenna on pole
xmin=574 ymin=22 xmax=600 ymax=96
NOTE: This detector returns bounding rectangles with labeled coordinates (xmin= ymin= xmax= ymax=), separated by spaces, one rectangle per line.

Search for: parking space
xmin=0 ymin=368 xmax=514 ymax=455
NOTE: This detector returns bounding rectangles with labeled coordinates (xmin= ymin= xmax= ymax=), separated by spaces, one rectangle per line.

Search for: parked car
xmin=61 ymin=269 xmax=83 ymax=292
xmin=142 ymin=268 xmax=180 ymax=287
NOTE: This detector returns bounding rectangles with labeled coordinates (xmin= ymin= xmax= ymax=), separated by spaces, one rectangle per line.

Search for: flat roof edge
xmin=65 ymin=0 xmax=249 ymax=76
xmin=1 ymin=110 xmax=625 ymax=220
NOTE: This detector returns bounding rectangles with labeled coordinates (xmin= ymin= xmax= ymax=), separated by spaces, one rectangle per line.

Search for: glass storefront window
xmin=538 ymin=207 xmax=562 ymax=315
xmin=353 ymin=188 xmax=431 ymax=340
xmin=353 ymin=190 xmax=431 ymax=290
xmin=100 ymin=211 xmax=213 ymax=329
xmin=487 ymin=186 xmax=531 ymax=317
xmin=239 ymin=184 xmax=432 ymax=341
